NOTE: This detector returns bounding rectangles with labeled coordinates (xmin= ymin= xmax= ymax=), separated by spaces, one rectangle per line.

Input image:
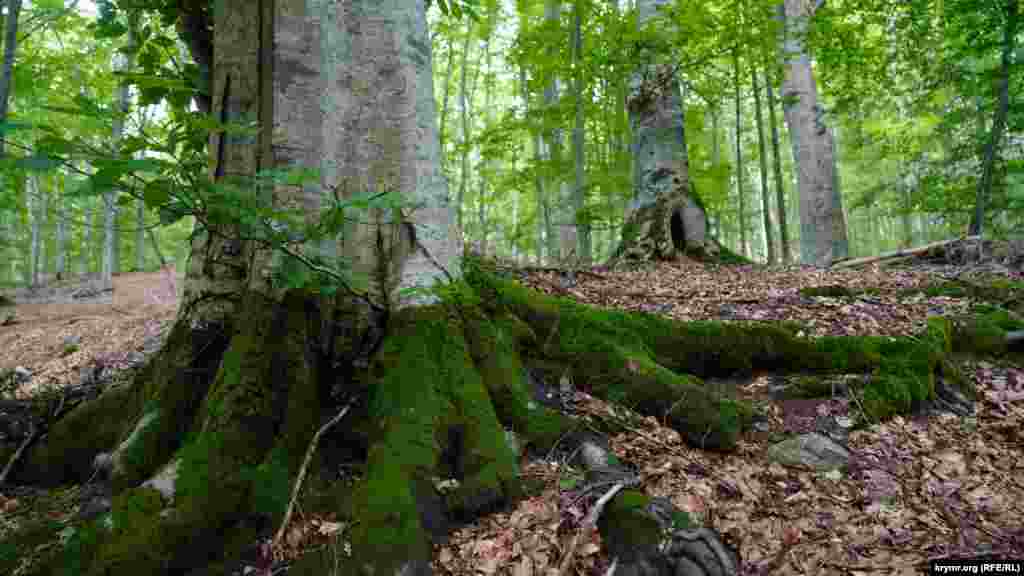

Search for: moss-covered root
xmin=597 ymin=490 xmax=739 ymax=576
xmin=16 ymin=314 xmax=232 ymax=488
xmin=459 ymin=302 xmax=577 ymax=453
xmin=343 ymin=306 xmax=520 ymax=575
xmin=47 ymin=290 xmax=327 ymax=575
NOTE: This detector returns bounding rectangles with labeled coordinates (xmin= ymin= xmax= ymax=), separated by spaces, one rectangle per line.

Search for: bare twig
xmin=558 ymin=481 xmax=627 ymax=576
xmin=272 ymin=401 xmax=353 ymax=550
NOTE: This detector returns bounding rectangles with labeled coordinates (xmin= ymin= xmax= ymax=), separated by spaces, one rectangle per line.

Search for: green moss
xmin=111 ymin=319 xmax=230 ymax=490
xmin=243 ymin=445 xmax=292 ymax=519
xmin=90 ymin=487 xmax=169 ymax=571
xmin=345 ymin=304 xmax=520 ymax=571
xmin=463 ymin=260 xmax=980 ymax=439
xmin=597 ymin=490 xmax=665 ymax=561
xmin=19 ymin=382 xmax=144 ymax=486
xmin=951 ymin=310 xmax=1024 ymax=356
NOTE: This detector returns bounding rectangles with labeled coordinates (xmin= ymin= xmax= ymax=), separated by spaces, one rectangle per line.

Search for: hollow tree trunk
xmin=612 ymin=0 xmax=716 ymax=264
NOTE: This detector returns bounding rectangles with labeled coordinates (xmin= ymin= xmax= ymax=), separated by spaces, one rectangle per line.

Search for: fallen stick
xmin=558 ymin=482 xmax=627 ymax=576
xmin=831 ymin=236 xmax=980 ymax=269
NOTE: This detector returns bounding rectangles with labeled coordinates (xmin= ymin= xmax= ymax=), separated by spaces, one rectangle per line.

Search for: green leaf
xmin=143 ymin=181 xmax=172 ymax=207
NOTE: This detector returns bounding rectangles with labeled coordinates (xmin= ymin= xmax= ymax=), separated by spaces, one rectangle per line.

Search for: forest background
xmin=0 ymin=0 xmax=1018 ymax=289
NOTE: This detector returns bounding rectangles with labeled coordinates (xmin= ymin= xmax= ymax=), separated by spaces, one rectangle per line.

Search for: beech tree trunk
xmin=779 ymin=0 xmax=848 ymax=266
xmin=55 ymin=177 xmax=66 ymax=280
xmin=734 ymin=50 xmax=748 ymax=258
xmin=612 ymin=0 xmax=715 ymax=263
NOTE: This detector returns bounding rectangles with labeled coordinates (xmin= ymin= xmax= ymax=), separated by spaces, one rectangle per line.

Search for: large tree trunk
xmin=611 ymin=0 xmax=716 ymax=263
xmin=779 ymin=0 xmax=848 ymax=266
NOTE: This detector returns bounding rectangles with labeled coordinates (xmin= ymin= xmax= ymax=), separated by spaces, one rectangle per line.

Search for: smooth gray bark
xmin=27 ymin=174 xmax=41 ymax=285
xmin=734 ymin=51 xmax=747 ymax=257
xmin=779 ymin=0 xmax=848 ymax=266
xmin=80 ymin=197 xmax=92 ymax=276
xmin=55 ymin=181 xmax=66 ymax=280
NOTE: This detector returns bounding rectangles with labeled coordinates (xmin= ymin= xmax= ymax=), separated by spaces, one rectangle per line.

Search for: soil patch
xmin=0 ymin=269 xmax=178 ymax=397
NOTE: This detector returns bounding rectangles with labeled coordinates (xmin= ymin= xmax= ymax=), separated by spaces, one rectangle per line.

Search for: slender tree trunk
xmin=751 ymin=66 xmax=775 ymax=264
xmin=79 ymin=197 xmax=91 ymax=276
xmin=969 ymin=0 xmax=1017 ymax=237
xmin=764 ymin=58 xmax=791 ymax=263
xmin=438 ymin=26 xmax=456 ymax=168
xmin=456 ymin=19 xmax=472 ymax=236
xmin=38 ymin=176 xmax=48 ymax=283
xmin=28 ymin=174 xmax=40 ymax=286
xmin=709 ymin=105 xmax=721 ymax=239
xmin=607 ymin=0 xmax=631 ymax=251
xmin=543 ymin=0 xmax=569 ymax=262
xmin=478 ymin=40 xmax=492 ymax=256
xmin=93 ymin=195 xmax=103 ymax=276
xmin=572 ymin=0 xmax=589 ymax=264
xmin=734 ymin=50 xmax=748 ymax=258
xmin=136 ymin=197 xmax=146 ymax=271
xmin=519 ymin=64 xmax=547 ymax=265
xmin=55 ymin=176 xmax=67 ymax=280
xmin=779 ymin=0 xmax=848 ymax=265
xmin=103 ymin=18 xmax=137 ymax=289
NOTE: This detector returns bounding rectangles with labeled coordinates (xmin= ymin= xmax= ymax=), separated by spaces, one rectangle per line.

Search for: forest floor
xmin=0 ymin=269 xmax=178 ymax=397
xmin=0 ymin=251 xmax=1022 ymax=575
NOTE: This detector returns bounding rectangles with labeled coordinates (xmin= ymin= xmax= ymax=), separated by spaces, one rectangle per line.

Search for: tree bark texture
xmin=779 ymin=0 xmax=848 ymax=266
xmin=613 ymin=0 xmax=714 ymax=263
